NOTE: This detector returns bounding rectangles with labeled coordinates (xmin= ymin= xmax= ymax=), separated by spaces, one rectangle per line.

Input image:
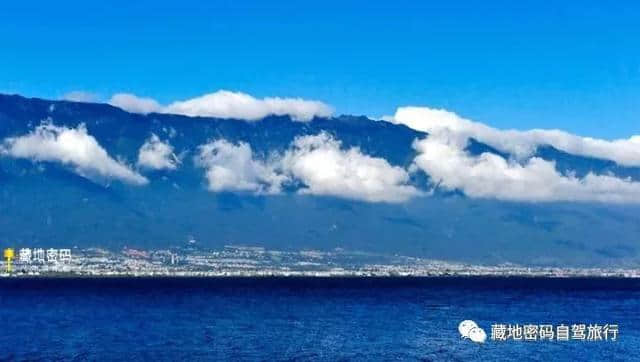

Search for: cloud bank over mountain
xmin=280 ymin=133 xmax=420 ymax=203
xmin=137 ymin=134 xmax=180 ymax=171
xmin=412 ymin=131 xmax=640 ymax=203
xmin=7 ymin=93 xmax=640 ymax=204
xmin=193 ymin=133 xmax=420 ymax=203
xmin=109 ymin=94 xmax=163 ymax=115
xmin=1 ymin=122 xmax=147 ymax=185
xmin=195 ymin=139 xmax=285 ymax=194
xmin=379 ymin=106 xmax=640 ymax=203
xmin=62 ymin=91 xmax=99 ymax=103
xmin=109 ymin=90 xmax=333 ymax=121
xmin=386 ymin=106 xmax=640 ymax=167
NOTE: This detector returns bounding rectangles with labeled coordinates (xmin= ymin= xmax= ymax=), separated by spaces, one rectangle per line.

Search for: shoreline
xmin=1 ymin=272 xmax=639 ymax=279
xmin=2 ymin=274 xmax=640 ymax=291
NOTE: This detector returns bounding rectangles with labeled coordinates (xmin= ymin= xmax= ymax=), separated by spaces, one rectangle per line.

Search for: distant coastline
xmin=2 ymin=272 xmax=640 ymax=280
xmin=2 ymin=245 xmax=639 ymax=280
xmin=2 ymin=275 xmax=640 ymax=292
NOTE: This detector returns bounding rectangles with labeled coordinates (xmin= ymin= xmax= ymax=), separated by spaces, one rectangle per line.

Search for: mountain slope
xmin=0 ymin=94 xmax=638 ymax=267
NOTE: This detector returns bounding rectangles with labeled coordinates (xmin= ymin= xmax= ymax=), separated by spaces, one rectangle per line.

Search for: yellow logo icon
xmin=4 ymin=248 xmax=14 ymax=273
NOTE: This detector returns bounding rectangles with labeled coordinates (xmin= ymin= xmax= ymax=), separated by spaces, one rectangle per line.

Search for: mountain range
xmin=0 ymin=93 xmax=638 ymax=267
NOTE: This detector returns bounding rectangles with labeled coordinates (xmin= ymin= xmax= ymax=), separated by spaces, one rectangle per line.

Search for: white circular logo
xmin=458 ymin=320 xmax=486 ymax=343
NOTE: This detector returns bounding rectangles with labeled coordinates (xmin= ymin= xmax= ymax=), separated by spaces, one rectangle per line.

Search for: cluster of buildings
xmin=1 ymin=245 xmax=639 ymax=278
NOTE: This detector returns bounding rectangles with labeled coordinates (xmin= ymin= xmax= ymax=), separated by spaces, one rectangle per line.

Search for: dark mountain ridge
xmin=0 ymin=93 xmax=638 ymax=267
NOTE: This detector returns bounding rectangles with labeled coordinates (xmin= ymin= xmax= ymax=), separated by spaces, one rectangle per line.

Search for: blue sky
xmin=1 ymin=1 xmax=638 ymax=138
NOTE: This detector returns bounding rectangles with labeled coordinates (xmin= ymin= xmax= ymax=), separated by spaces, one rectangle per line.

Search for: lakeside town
xmin=1 ymin=244 xmax=639 ymax=278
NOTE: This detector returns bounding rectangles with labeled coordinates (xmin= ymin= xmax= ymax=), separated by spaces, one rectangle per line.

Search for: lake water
xmin=0 ymin=277 xmax=638 ymax=361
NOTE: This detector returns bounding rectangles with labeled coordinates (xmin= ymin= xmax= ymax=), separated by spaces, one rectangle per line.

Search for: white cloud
xmin=62 ymin=91 xmax=99 ymax=103
xmin=387 ymin=106 xmax=640 ymax=167
xmin=137 ymin=134 xmax=180 ymax=171
xmin=109 ymin=93 xmax=163 ymax=115
xmin=2 ymin=122 xmax=147 ymax=185
xmin=193 ymin=133 xmax=420 ymax=202
xmin=194 ymin=139 xmax=285 ymax=194
xmin=412 ymin=130 xmax=640 ymax=203
xmin=109 ymin=90 xmax=333 ymax=121
xmin=280 ymin=133 xmax=421 ymax=203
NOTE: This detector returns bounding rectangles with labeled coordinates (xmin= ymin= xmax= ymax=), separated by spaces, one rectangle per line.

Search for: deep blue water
xmin=1 ymin=277 xmax=639 ymax=361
